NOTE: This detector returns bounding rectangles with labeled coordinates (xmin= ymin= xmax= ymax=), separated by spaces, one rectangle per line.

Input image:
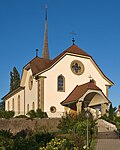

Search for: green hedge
xmin=0 ymin=110 xmax=14 ymax=119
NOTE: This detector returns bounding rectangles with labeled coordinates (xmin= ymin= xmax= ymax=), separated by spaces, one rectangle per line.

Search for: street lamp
xmin=85 ymin=108 xmax=90 ymax=150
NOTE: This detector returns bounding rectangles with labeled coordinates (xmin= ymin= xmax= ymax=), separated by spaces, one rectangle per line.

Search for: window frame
xmin=57 ymin=75 xmax=65 ymax=92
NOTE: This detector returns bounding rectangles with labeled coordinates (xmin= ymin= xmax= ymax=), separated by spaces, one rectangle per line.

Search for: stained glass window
xmin=58 ymin=75 xmax=65 ymax=91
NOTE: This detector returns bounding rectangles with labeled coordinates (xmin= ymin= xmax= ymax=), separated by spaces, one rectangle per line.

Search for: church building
xmin=2 ymin=7 xmax=114 ymax=118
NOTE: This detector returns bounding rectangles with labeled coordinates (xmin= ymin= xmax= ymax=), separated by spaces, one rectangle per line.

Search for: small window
xmin=18 ymin=95 xmax=20 ymax=114
xmin=29 ymin=76 xmax=33 ymax=90
xmin=57 ymin=75 xmax=65 ymax=92
xmin=8 ymin=101 xmax=10 ymax=111
xmin=50 ymin=106 xmax=56 ymax=113
xmin=32 ymin=102 xmax=35 ymax=110
xmin=27 ymin=104 xmax=29 ymax=113
xmin=12 ymin=98 xmax=14 ymax=111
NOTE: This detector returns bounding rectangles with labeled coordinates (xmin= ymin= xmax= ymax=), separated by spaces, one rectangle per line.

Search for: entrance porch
xmin=61 ymin=81 xmax=110 ymax=119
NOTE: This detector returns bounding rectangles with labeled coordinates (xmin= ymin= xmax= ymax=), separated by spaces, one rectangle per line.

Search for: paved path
xmin=95 ymin=139 xmax=120 ymax=150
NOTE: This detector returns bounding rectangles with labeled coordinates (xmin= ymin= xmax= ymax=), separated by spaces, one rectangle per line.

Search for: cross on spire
xmin=70 ymin=31 xmax=77 ymax=45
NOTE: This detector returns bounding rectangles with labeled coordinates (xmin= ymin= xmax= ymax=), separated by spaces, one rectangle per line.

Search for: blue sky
xmin=0 ymin=0 xmax=119 ymax=107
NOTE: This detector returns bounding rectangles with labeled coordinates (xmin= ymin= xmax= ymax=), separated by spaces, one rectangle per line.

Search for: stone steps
xmin=97 ymin=131 xmax=119 ymax=139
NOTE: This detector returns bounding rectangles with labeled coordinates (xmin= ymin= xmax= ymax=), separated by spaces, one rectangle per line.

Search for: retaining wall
xmin=0 ymin=118 xmax=61 ymax=134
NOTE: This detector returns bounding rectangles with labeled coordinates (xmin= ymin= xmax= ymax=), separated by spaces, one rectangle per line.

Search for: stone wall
xmin=0 ymin=118 xmax=61 ymax=134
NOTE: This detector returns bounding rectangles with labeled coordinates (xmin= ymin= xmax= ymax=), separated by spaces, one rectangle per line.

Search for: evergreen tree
xmin=0 ymin=100 xmax=5 ymax=110
xmin=10 ymin=71 xmax=14 ymax=91
xmin=10 ymin=67 xmax=20 ymax=91
xmin=13 ymin=67 xmax=20 ymax=90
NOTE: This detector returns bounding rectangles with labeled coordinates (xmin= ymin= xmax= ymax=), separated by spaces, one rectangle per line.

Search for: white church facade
xmin=2 ymin=8 xmax=113 ymax=118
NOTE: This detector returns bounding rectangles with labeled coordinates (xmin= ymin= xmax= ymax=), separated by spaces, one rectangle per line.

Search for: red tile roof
xmin=61 ymin=81 xmax=102 ymax=106
xmin=65 ymin=44 xmax=91 ymax=57
xmin=29 ymin=57 xmax=51 ymax=75
xmin=23 ymin=44 xmax=113 ymax=85
xmin=26 ymin=44 xmax=91 ymax=75
xmin=50 ymin=44 xmax=91 ymax=66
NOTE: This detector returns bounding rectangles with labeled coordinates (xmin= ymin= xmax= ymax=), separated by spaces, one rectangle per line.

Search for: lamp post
xmin=85 ymin=108 xmax=90 ymax=150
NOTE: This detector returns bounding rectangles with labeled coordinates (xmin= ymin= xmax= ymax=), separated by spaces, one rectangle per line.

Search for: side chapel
xmin=2 ymin=7 xmax=114 ymax=118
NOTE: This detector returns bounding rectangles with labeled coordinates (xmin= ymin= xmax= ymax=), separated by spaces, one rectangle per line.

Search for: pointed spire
xmin=42 ymin=5 xmax=50 ymax=59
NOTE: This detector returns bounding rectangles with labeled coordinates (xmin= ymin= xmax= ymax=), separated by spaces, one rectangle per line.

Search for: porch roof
xmin=61 ymin=80 xmax=103 ymax=106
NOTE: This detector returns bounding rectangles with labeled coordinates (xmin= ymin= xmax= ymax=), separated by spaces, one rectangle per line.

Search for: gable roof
xmin=51 ymin=44 xmax=91 ymax=65
xmin=61 ymin=81 xmax=103 ymax=106
xmin=29 ymin=57 xmax=51 ymax=75
xmin=23 ymin=44 xmax=91 ymax=75
xmin=65 ymin=44 xmax=91 ymax=57
xmin=23 ymin=44 xmax=113 ymax=85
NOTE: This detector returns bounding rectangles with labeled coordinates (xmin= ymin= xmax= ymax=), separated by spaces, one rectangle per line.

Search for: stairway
xmin=97 ymin=131 xmax=119 ymax=139
xmin=96 ymin=119 xmax=119 ymax=139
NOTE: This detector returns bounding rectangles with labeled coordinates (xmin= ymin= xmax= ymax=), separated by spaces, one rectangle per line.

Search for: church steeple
xmin=42 ymin=5 xmax=50 ymax=59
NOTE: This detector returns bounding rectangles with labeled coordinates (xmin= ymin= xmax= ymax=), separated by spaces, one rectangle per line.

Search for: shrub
xmin=27 ymin=109 xmax=48 ymax=119
xmin=0 ymin=129 xmax=54 ymax=150
xmin=36 ymin=109 xmax=48 ymax=118
xmin=27 ymin=110 xmax=36 ymax=118
xmin=14 ymin=129 xmax=33 ymax=139
xmin=0 ymin=110 xmax=15 ymax=119
xmin=0 ymin=130 xmax=14 ymax=149
xmin=58 ymin=111 xmax=94 ymax=133
xmin=40 ymin=137 xmax=78 ymax=150
xmin=32 ymin=132 xmax=54 ymax=147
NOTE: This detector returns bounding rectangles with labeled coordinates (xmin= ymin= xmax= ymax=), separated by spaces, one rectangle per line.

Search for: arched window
xmin=8 ymin=101 xmax=10 ymax=111
xmin=18 ymin=95 xmax=20 ymax=114
xmin=12 ymin=98 xmax=14 ymax=111
xmin=27 ymin=104 xmax=29 ymax=113
xmin=57 ymin=75 xmax=65 ymax=92
xmin=32 ymin=102 xmax=35 ymax=110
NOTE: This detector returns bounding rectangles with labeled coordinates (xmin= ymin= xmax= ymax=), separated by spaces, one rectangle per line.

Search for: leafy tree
xmin=58 ymin=112 xmax=97 ymax=149
xmin=10 ymin=67 xmax=20 ymax=92
xmin=57 ymin=113 xmax=77 ymax=133
xmin=108 ymin=103 xmax=117 ymax=121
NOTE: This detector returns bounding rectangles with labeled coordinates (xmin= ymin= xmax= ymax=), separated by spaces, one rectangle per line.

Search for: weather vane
xmin=70 ymin=31 xmax=77 ymax=45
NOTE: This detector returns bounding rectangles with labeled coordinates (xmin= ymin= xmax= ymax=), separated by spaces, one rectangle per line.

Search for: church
xmin=2 ymin=7 xmax=114 ymax=118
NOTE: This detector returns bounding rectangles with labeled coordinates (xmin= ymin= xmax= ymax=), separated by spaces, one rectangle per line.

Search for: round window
xmin=29 ymin=76 xmax=33 ymax=90
xmin=50 ymin=106 xmax=57 ymax=113
xmin=70 ymin=60 xmax=84 ymax=75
